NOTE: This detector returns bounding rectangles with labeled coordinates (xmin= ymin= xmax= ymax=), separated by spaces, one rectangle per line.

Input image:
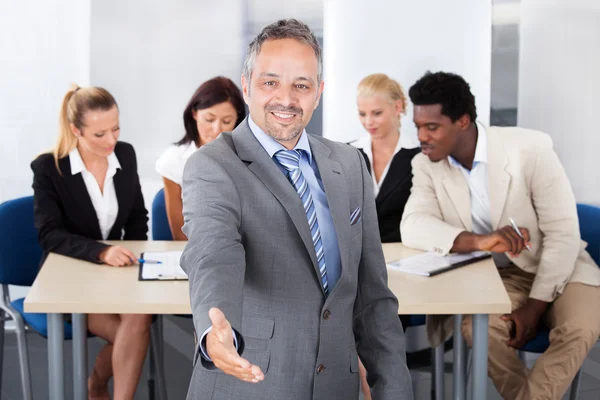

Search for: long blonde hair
xmin=357 ymin=73 xmax=407 ymax=118
xmin=54 ymin=84 xmax=117 ymax=172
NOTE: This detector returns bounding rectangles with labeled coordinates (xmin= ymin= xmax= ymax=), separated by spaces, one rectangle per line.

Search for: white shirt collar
xmin=352 ymin=132 xmax=403 ymax=160
xmin=69 ymin=146 xmax=121 ymax=175
xmin=448 ymin=122 xmax=488 ymax=169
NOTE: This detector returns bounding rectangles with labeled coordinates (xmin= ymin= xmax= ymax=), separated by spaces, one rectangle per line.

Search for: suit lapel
xmin=60 ymin=156 xmax=103 ymax=239
xmin=232 ymin=122 xmax=322 ymax=282
xmin=375 ymin=152 xmax=410 ymax=207
xmin=309 ymin=137 xmax=350 ymax=286
xmin=441 ymin=161 xmax=472 ymax=231
xmin=486 ymin=128 xmax=511 ymax=229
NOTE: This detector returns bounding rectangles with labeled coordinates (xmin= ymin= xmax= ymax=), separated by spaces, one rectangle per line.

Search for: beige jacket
xmin=400 ymin=126 xmax=600 ymax=346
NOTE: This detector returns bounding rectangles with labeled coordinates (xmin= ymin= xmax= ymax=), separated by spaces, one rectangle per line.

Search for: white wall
xmin=518 ymin=0 xmax=600 ymax=205
xmin=323 ymin=0 xmax=492 ymax=146
xmin=0 ymin=0 xmax=91 ymax=203
xmin=0 ymin=0 xmax=91 ymax=309
xmin=246 ymin=0 xmax=323 ymax=36
xmin=90 ymin=0 xmax=245 ymax=203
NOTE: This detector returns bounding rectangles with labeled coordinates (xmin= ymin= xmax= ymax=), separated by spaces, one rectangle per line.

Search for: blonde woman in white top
xmin=155 ymin=77 xmax=246 ymax=240
xmin=31 ymin=85 xmax=151 ymax=400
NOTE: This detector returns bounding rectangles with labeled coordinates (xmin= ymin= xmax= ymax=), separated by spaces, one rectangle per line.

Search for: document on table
xmin=138 ymin=251 xmax=188 ymax=281
xmin=386 ymin=251 xmax=491 ymax=277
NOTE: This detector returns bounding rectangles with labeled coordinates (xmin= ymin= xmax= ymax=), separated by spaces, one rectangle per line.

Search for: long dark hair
xmin=178 ymin=76 xmax=246 ymax=146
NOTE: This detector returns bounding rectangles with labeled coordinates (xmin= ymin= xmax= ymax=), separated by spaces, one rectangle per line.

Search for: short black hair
xmin=408 ymin=71 xmax=477 ymax=123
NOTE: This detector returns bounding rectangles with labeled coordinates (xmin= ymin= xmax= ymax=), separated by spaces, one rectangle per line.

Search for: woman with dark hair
xmin=155 ymin=76 xmax=246 ymax=240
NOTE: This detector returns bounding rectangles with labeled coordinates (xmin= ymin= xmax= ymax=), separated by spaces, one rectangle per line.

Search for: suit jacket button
xmin=323 ymin=310 xmax=331 ymax=320
xmin=317 ymin=364 xmax=325 ymax=374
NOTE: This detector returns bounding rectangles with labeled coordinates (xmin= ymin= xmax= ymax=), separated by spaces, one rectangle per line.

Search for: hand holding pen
xmin=476 ymin=220 xmax=531 ymax=256
xmin=509 ymin=217 xmax=532 ymax=252
xmin=98 ymin=246 xmax=138 ymax=267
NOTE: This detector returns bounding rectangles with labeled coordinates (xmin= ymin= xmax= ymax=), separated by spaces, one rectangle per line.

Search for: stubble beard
xmin=263 ymin=104 xmax=305 ymax=142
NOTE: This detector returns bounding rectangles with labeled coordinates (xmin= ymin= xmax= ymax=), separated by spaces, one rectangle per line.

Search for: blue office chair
xmin=0 ymin=196 xmax=54 ymax=399
xmin=0 ymin=196 xmax=168 ymax=400
xmin=152 ymin=189 xmax=173 ymax=241
xmin=517 ymin=203 xmax=600 ymax=399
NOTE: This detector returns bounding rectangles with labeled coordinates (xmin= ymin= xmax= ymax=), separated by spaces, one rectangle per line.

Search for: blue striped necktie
xmin=273 ymin=149 xmax=329 ymax=295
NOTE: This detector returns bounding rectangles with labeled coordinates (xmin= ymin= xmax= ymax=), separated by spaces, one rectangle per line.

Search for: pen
xmin=508 ymin=217 xmax=532 ymax=252
xmin=138 ymin=259 xmax=162 ymax=264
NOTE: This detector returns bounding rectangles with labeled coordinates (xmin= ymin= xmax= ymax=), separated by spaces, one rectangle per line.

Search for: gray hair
xmin=243 ymin=19 xmax=323 ymax=84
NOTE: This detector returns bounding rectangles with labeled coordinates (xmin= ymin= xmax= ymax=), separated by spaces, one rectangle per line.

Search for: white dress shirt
xmin=351 ymin=133 xmax=403 ymax=197
xmin=447 ymin=122 xmax=510 ymax=266
xmin=155 ymin=142 xmax=198 ymax=186
xmin=69 ymin=147 xmax=121 ymax=240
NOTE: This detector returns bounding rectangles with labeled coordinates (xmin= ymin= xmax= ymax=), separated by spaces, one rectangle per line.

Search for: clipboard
xmin=386 ymin=251 xmax=492 ymax=277
xmin=138 ymin=251 xmax=188 ymax=281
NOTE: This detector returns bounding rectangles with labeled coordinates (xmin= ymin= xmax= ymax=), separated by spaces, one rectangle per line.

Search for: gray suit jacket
xmin=180 ymin=119 xmax=412 ymax=400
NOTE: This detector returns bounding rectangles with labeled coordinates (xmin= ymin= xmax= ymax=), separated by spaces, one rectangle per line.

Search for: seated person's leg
xmin=113 ymin=314 xmax=153 ymax=399
xmin=87 ymin=313 xmax=121 ymax=400
xmin=462 ymin=266 xmax=531 ymax=399
xmin=520 ymin=282 xmax=600 ymax=400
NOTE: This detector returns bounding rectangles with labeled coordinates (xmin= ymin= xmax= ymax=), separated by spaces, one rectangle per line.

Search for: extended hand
xmin=206 ymin=308 xmax=264 ymax=383
xmin=500 ymin=299 xmax=548 ymax=349
xmin=478 ymin=226 xmax=531 ymax=256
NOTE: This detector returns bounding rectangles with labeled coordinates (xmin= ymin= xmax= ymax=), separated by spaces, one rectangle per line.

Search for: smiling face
xmin=71 ymin=105 xmax=120 ymax=158
xmin=241 ymin=38 xmax=324 ymax=148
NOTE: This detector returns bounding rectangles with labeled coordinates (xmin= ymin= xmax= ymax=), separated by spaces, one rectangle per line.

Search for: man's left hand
xmin=500 ymin=298 xmax=549 ymax=349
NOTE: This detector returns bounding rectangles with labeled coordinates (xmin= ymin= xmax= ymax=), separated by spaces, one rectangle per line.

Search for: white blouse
xmin=69 ymin=147 xmax=121 ymax=240
xmin=155 ymin=142 xmax=198 ymax=186
xmin=351 ymin=134 xmax=403 ymax=197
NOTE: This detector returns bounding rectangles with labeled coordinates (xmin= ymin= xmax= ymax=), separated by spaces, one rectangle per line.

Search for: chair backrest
xmin=577 ymin=203 xmax=600 ymax=266
xmin=0 ymin=196 xmax=43 ymax=286
xmin=152 ymin=188 xmax=173 ymax=240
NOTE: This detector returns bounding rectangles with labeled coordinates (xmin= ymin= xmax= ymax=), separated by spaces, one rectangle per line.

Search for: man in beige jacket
xmin=401 ymin=71 xmax=600 ymax=400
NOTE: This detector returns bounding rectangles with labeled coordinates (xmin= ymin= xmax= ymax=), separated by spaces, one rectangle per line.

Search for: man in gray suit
xmin=180 ymin=19 xmax=412 ymax=400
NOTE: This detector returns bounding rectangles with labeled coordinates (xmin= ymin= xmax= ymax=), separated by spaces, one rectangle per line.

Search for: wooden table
xmin=25 ymin=241 xmax=510 ymax=400
xmin=384 ymin=243 xmax=510 ymax=314
xmin=383 ymin=243 xmax=511 ymax=400
xmin=25 ymin=241 xmax=188 ymax=400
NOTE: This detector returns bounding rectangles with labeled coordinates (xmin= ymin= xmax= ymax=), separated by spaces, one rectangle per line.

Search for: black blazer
xmin=31 ymin=141 xmax=148 ymax=265
xmin=357 ymin=146 xmax=420 ymax=243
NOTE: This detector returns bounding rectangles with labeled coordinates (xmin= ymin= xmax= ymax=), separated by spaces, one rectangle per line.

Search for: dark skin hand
xmin=501 ymin=298 xmax=549 ymax=349
xmin=451 ymin=226 xmax=547 ymax=348
xmin=452 ymin=226 xmax=531 ymax=257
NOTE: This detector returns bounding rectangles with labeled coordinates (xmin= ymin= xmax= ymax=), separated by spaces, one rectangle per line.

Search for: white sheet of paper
xmin=140 ymin=251 xmax=187 ymax=280
xmin=386 ymin=251 xmax=489 ymax=276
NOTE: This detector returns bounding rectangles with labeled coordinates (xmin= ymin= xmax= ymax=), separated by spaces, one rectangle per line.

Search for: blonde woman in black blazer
xmin=31 ymin=85 xmax=151 ymax=400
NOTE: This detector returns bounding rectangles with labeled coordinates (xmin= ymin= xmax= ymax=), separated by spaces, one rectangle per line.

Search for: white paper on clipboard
xmin=139 ymin=251 xmax=187 ymax=280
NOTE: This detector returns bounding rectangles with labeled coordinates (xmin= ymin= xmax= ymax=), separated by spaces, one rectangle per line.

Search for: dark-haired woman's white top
xmin=155 ymin=142 xmax=198 ymax=186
